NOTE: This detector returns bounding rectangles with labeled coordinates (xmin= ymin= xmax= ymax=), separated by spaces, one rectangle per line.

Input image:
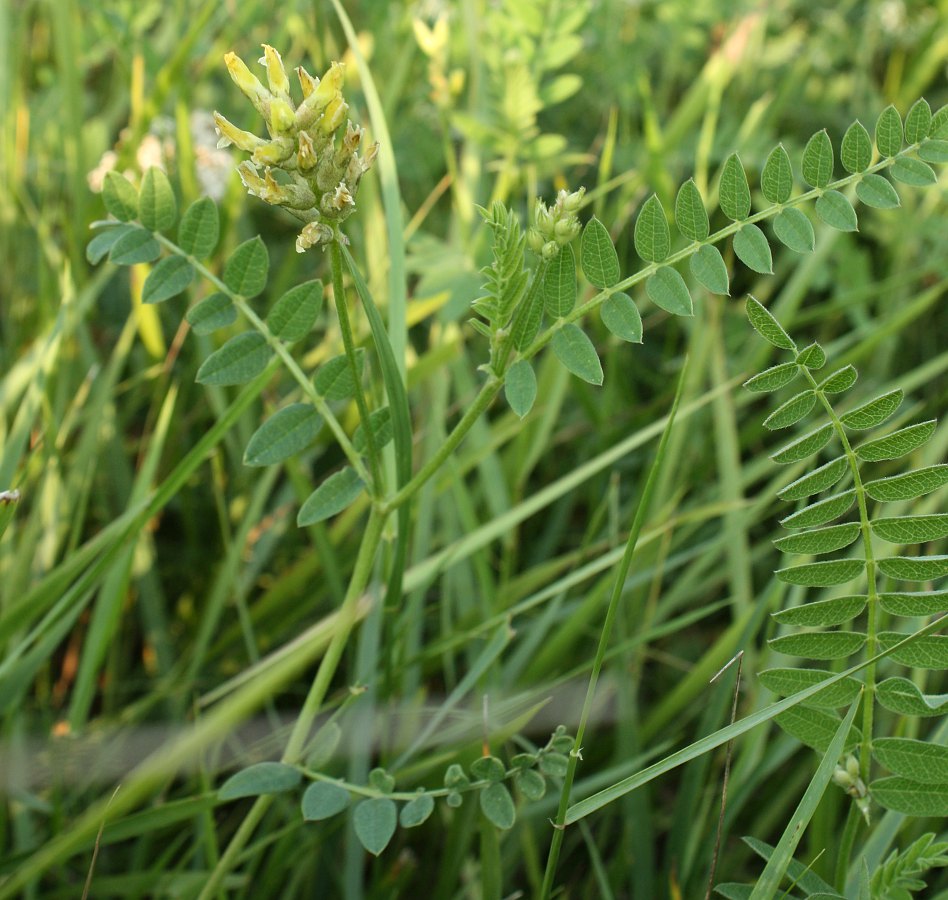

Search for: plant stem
xmin=329 ymin=237 xmax=383 ymax=495
xmin=199 ymin=508 xmax=387 ymax=896
xmin=385 ymin=375 xmax=503 ymax=511
xmin=540 ymin=366 xmax=686 ymax=899
xmin=801 ymin=366 xmax=879 ymax=787
xmin=155 ymin=234 xmax=372 ymax=486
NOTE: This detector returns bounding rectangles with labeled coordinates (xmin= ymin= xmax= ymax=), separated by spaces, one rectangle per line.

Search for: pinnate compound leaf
xmin=815 ymin=191 xmax=858 ymax=232
xmin=719 ymin=153 xmax=751 ymax=220
xmin=109 ymin=226 xmax=161 ymax=265
xmin=878 ymin=556 xmax=948 ymax=582
xmin=771 ymin=594 xmax=866 ymax=627
xmin=802 ymin=130 xmax=834 ymax=188
xmin=796 ymin=342 xmax=826 ymax=370
xmin=876 ymin=677 xmax=948 ymax=717
xmin=776 ymin=559 xmax=865 ymax=587
xmin=542 ymin=245 xmax=576 ymax=318
xmin=773 ymin=524 xmax=860 ymax=557
xmin=244 ymin=404 xmax=322 ymax=467
xmin=689 ymin=244 xmax=730 ymax=295
xmin=919 ymin=139 xmax=948 ymax=163
xmin=819 ymin=365 xmax=857 ymax=393
xmin=872 ymin=515 xmax=948 ymax=544
xmin=505 ymin=359 xmax=537 ymax=419
xmin=353 ymin=798 xmax=397 ymax=856
xmin=600 ymin=293 xmax=642 ymax=342
xmin=775 ymin=706 xmax=861 ymax=754
xmin=102 ymin=171 xmax=139 ymax=222
xmin=773 ymin=208 xmax=815 ymax=253
xmin=780 ymin=491 xmax=855 ymax=530
xmin=855 ymin=174 xmax=901 ymax=209
xmin=646 ymin=267 xmax=693 ymax=316
xmin=890 ymin=157 xmax=937 ymax=186
xmin=178 ymin=197 xmax=219 ymax=258
xmin=196 ymin=333 xmax=271 ymax=385
xmin=552 ymin=324 xmax=603 ymax=385
xmin=399 ymin=793 xmax=435 ymax=828
xmin=298 ymin=468 xmax=364 ymax=525
xmin=733 ymin=225 xmax=773 ymax=274
xmin=224 ymin=236 xmax=269 ymax=298
xmin=301 ymin=782 xmax=350 ymax=820
xmin=931 ymin=104 xmax=948 ymax=139
xmin=777 ymin=457 xmax=848 ymax=501
xmin=267 ymin=281 xmax=323 ymax=342
xmin=840 ymin=389 xmax=902 ymax=429
xmin=743 ymin=362 xmax=798 ymax=393
xmin=480 ymin=782 xmax=516 ymax=830
xmin=759 ymin=668 xmax=862 ymax=708
xmin=218 ymin=762 xmax=301 ymax=800
xmin=138 ymin=167 xmax=177 ymax=232
xmin=761 ymin=144 xmax=793 ymax=204
xmin=771 ymin=423 xmax=833 ymax=464
xmin=745 ymin=296 xmax=795 ymax=350
xmin=634 ymin=194 xmax=670 ymax=262
xmin=315 ymin=350 xmax=366 ymax=401
xmin=763 ymin=391 xmax=816 ymax=430
xmin=905 ymin=98 xmax=933 ymax=144
xmin=841 ymin=121 xmax=873 ymax=173
xmin=142 ymin=256 xmax=194 ymax=304
xmin=86 ymin=225 xmax=134 ymax=264
xmin=856 ymin=420 xmax=935 ymax=461
xmin=876 ymin=105 xmax=903 ymax=157
xmin=187 ymin=293 xmax=237 ymax=335
xmin=870 ymin=777 xmax=948 ymax=817
xmin=878 ymin=632 xmax=948 ymax=669
xmin=770 ymin=632 xmax=866 ymax=660
xmin=674 ymin=178 xmax=709 ymax=241
xmin=880 ymin=591 xmax=948 ymax=617
xmin=580 ymin=217 xmax=620 ymax=288
xmin=864 ymin=465 xmax=948 ymax=502
xmin=873 ymin=738 xmax=948 ymax=783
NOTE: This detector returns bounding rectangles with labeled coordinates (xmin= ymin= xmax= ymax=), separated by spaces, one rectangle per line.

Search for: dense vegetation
xmin=1 ymin=1 xmax=946 ymax=897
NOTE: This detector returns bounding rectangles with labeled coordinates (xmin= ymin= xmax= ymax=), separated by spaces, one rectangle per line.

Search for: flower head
xmin=216 ymin=46 xmax=378 ymax=251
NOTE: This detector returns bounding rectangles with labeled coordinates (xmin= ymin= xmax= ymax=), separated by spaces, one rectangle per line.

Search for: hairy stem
xmin=329 ymin=237 xmax=383 ymax=496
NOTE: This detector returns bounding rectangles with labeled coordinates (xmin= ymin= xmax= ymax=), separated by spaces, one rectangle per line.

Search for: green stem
xmin=800 ymin=365 xmax=879 ymax=789
xmin=522 ymin=145 xmax=922 ymax=364
xmin=199 ymin=509 xmax=387 ymax=896
xmin=834 ymin=803 xmax=862 ymax=892
xmin=329 ymin=238 xmax=383 ymax=495
xmin=539 ymin=366 xmax=686 ymax=899
xmin=155 ymin=234 xmax=371 ymax=486
xmin=385 ymin=376 xmax=503 ymax=511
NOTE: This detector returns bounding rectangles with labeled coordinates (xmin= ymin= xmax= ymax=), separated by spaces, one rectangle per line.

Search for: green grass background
xmin=1 ymin=0 xmax=946 ymax=896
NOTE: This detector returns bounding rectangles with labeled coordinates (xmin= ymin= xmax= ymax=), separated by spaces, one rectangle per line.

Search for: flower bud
xmin=224 ymin=52 xmax=270 ymax=116
xmin=541 ymin=240 xmax=559 ymax=260
xmin=563 ymin=186 xmax=586 ymax=213
xmin=845 ymin=755 xmax=860 ymax=779
xmin=297 ymin=61 xmax=344 ymax=127
xmin=319 ymin=95 xmax=348 ymax=135
xmin=237 ymin=160 xmax=266 ymax=196
xmin=297 ymin=131 xmax=318 ymax=170
xmin=527 ymin=227 xmax=544 ymax=253
xmin=251 ymin=136 xmax=294 ymax=166
xmin=535 ymin=203 xmax=554 ymax=236
xmin=554 ymin=217 xmax=580 ymax=244
xmin=260 ymin=44 xmax=290 ymax=96
xmin=297 ymin=65 xmax=318 ymax=99
xmin=269 ymin=97 xmax=296 ymax=135
xmin=214 ymin=112 xmax=266 ymax=153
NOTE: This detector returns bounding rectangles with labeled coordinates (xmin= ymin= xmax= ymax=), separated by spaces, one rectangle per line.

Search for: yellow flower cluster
xmin=214 ymin=45 xmax=378 ymax=251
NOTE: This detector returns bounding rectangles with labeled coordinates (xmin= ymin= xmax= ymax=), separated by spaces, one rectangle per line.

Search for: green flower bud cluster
xmin=526 ymin=187 xmax=585 ymax=259
xmin=832 ymin=753 xmax=871 ymax=821
xmin=214 ymin=45 xmax=379 ymax=251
